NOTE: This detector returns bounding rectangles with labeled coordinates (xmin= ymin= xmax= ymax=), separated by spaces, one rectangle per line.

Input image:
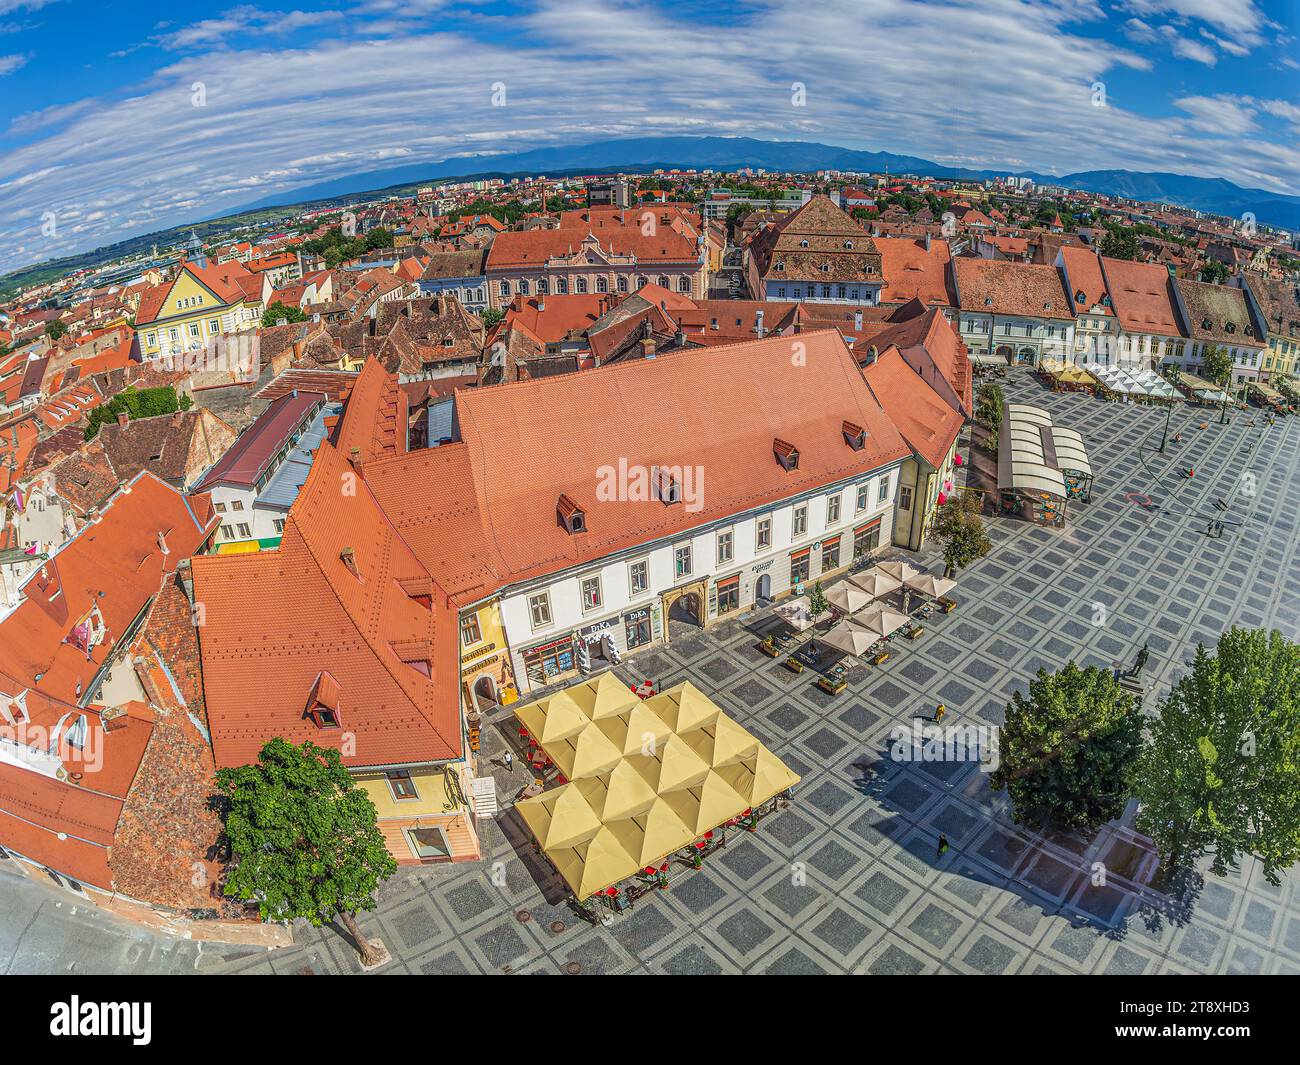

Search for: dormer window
xmin=1225 ymin=322 xmax=1235 ymax=334
xmin=799 ymin=239 xmax=809 ymax=248
xmin=1075 ymin=290 xmax=1086 ymax=304
xmin=842 ymin=421 xmax=867 ymax=450
xmin=306 ymin=671 xmax=341 ymax=729
xmin=984 ymin=296 xmax=993 ymax=306
xmin=844 ymin=240 xmax=854 ymax=249
xmin=774 ymin=260 xmax=785 ymax=272
xmin=557 ymin=494 xmax=586 ymax=533
xmin=774 ymin=438 xmax=800 ymax=471
xmin=1202 ymin=317 xmax=1212 ymax=330
xmin=655 ymin=467 xmax=681 ymax=505
xmin=340 ymin=546 xmax=361 ymax=580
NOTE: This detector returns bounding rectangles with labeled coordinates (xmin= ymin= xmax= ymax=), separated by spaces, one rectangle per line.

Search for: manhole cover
xmin=565 ymin=961 xmax=582 ymax=975
xmin=549 ymin=920 xmax=566 ymax=934
xmin=515 ymin=909 xmax=532 ymax=923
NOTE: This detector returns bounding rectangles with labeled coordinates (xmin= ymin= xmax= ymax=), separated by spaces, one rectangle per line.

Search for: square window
xmin=460 ymin=614 xmax=482 ymax=646
xmin=674 ymin=545 xmax=693 ymax=578
xmin=716 ymin=529 xmax=733 ymax=565
xmin=528 ymin=592 xmax=552 ymax=629
xmin=629 ymin=559 xmax=649 ymax=595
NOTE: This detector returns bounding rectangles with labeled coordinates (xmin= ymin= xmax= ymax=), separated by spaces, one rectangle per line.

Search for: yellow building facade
xmin=137 ymin=263 xmax=259 ymax=360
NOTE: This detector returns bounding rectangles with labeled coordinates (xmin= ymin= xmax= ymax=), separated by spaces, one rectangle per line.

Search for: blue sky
xmin=0 ymin=0 xmax=1297 ymax=275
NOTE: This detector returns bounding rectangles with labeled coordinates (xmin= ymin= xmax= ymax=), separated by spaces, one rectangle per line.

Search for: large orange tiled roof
xmin=191 ymin=441 xmax=461 ymax=770
xmin=1098 ymin=256 xmax=1181 ymax=337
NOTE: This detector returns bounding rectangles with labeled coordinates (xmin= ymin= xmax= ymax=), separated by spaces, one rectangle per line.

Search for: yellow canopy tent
xmin=512 ymin=677 xmax=801 ymax=900
xmin=1056 ymin=366 xmax=1096 ymax=387
xmin=548 ymin=722 xmax=624 ymax=780
xmin=605 ymin=798 xmax=695 ymax=868
xmin=548 ymin=827 xmax=639 ymax=900
xmin=574 ymin=760 xmax=658 ymax=821
xmin=644 ymin=680 xmax=720 ymax=734
xmin=565 ymin=670 xmax=640 ymax=721
xmin=660 ymin=771 xmax=750 ymax=835
xmin=515 ymin=689 xmax=589 ymax=746
xmin=680 ymin=714 xmax=761 ymax=768
xmin=628 ymin=733 xmax=713 ymax=794
xmin=593 ymin=701 xmax=675 ymax=757
xmin=717 ymin=747 xmax=802 ymax=807
xmin=515 ymin=784 xmax=603 ymax=851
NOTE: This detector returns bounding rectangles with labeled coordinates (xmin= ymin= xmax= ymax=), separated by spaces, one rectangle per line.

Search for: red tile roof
xmin=1098 ymin=257 xmax=1181 ymax=337
xmin=191 ymin=441 xmax=461 ymax=770
xmin=1058 ymin=247 xmax=1114 ymax=317
xmin=876 ymin=238 xmax=955 ymax=307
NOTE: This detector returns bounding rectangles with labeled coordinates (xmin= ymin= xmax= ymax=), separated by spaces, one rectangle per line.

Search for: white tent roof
xmin=998 ymin=402 xmax=1068 ymax=497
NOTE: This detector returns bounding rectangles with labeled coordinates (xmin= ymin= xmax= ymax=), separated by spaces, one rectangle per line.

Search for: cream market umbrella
xmin=566 ymin=670 xmax=640 ymax=720
xmin=548 ymin=721 xmax=624 ymax=780
xmin=549 ymin=826 xmax=639 ymax=900
xmin=514 ymin=689 xmax=588 ymax=746
xmin=661 ymin=770 xmax=750 ymax=834
xmin=627 ymin=733 xmax=712 ymax=794
xmin=594 ymin=702 xmax=674 ymax=757
xmin=849 ymin=569 xmax=902 ymax=599
xmin=716 ymin=746 xmax=802 ymax=807
xmin=680 ymin=714 xmax=761 ymax=768
xmin=826 ymin=580 xmax=876 ymax=615
xmin=574 ymin=762 xmax=658 ymax=821
xmin=605 ymin=798 xmax=695 ymax=868
xmin=903 ymin=572 xmax=957 ymax=600
xmin=852 ymin=602 xmax=911 ymax=637
xmin=644 ymin=681 xmax=719 ymax=735
xmin=516 ymin=784 xmax=603 ymax=851
xmin=821 ymin=618 xmax=880 ymax=657
xmin=874 ymin=559 xmax=922 ymax=584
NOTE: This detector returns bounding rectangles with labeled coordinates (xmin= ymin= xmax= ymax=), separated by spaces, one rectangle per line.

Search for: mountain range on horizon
xmin=6 ymin=134 xmax=1296 ymax=294
xmin=233 ymin=135 xmax=1300 ymax=232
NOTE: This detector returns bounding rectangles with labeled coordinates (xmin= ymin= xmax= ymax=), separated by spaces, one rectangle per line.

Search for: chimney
xmin=640 ymin=337 xmax=656 ymax=359
xmin=157 ymin=530 xmax=169 ymax=556
xmin=100 ymin=705 xmax=128 ymax=734
xmin=537 ymin=294 xmax=545 ymax=312
xmin=925 ymin=233 xmax=932 ymax=251
xmin=755 ymin=309 xmax=765 ymax=337
xmin=116 ymin=412 xmax=128 ymax=429
xmin=854 ymin=310 xmax=863 ymax=332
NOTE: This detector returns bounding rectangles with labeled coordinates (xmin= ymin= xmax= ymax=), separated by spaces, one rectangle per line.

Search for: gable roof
xmin=191 ymin=441 xmax=461 ymax=769
xmin=955 ymin=258 xmax=1074 ymax=320
xmin=1098 ymin=257 xmax=1181 ymax=337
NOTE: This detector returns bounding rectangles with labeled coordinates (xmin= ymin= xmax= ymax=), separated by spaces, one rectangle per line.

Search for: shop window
xmin=716 ymin=576 xmax=740 ymax=615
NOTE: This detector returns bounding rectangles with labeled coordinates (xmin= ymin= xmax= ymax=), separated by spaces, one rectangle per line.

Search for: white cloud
xmin=0 ymin=50 xmax=26 ymax=74
xmin=0 ymin=0 xmax=1297 ymax=275
xmin=1174 ymin=94 xmax=1256 ymax=134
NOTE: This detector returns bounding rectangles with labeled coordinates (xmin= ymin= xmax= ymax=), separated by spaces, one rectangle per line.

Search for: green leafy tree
xmin=931 ymin=492 xmax=992 ymax=578
xmin=1135 ymin=628 xmax=1300 ymax=884
xmin=1099 ymin=226 xmax=1141 ymax=261
xmin=217 ymin=738 xmax=398 ymax=965
xmin=85 ymin=384 xmax=184 ymax=439
xmin=1202 ymin=344 xmax=1233 ymax=387
xmin=974 ymin=381 xmax=1004 ymax=432
xmin=991 ymin=662 xmax=1145 ymax=833
xmin=44 ymin=319 xmax=68 ymax=341
xmin=1200 ymin=260 xmax=1230 ymax=284
xmin=261 ymin=300 xmax=308 ymax=327
xmin=479 ymin=306 xmax=504 ymax=329
xmin=1202 ymin=344 xmax=1236 ymax=423
xmin=808 ymin=580 xmax=828 ymax=618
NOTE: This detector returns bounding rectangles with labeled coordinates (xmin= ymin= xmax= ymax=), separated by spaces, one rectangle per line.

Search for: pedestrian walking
xmin=934 ymin=703 xmax=946 ymax=723
xmin=1133 ymin=642 xmax=1149 ymax=675
xmin=937 ymin=834 xmax=949 ymax=858
xmin=503 ymin=751 xmax=514 ymax=772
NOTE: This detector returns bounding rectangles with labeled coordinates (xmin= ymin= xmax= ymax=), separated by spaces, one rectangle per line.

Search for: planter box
xmin=816 ymin=676 xmax=847 ymax=696
xmin=906 ymin=626 xmax=924 ymax=640
xmin=758 ymin=639 xmax=781 ymax=658
xmin=938 ymin=598 xmax=957 ymax=614
xmin=871 ymin=651 xmax=891 ymax=665
xmin=784 ymin=657 xmax=804 ymax=674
